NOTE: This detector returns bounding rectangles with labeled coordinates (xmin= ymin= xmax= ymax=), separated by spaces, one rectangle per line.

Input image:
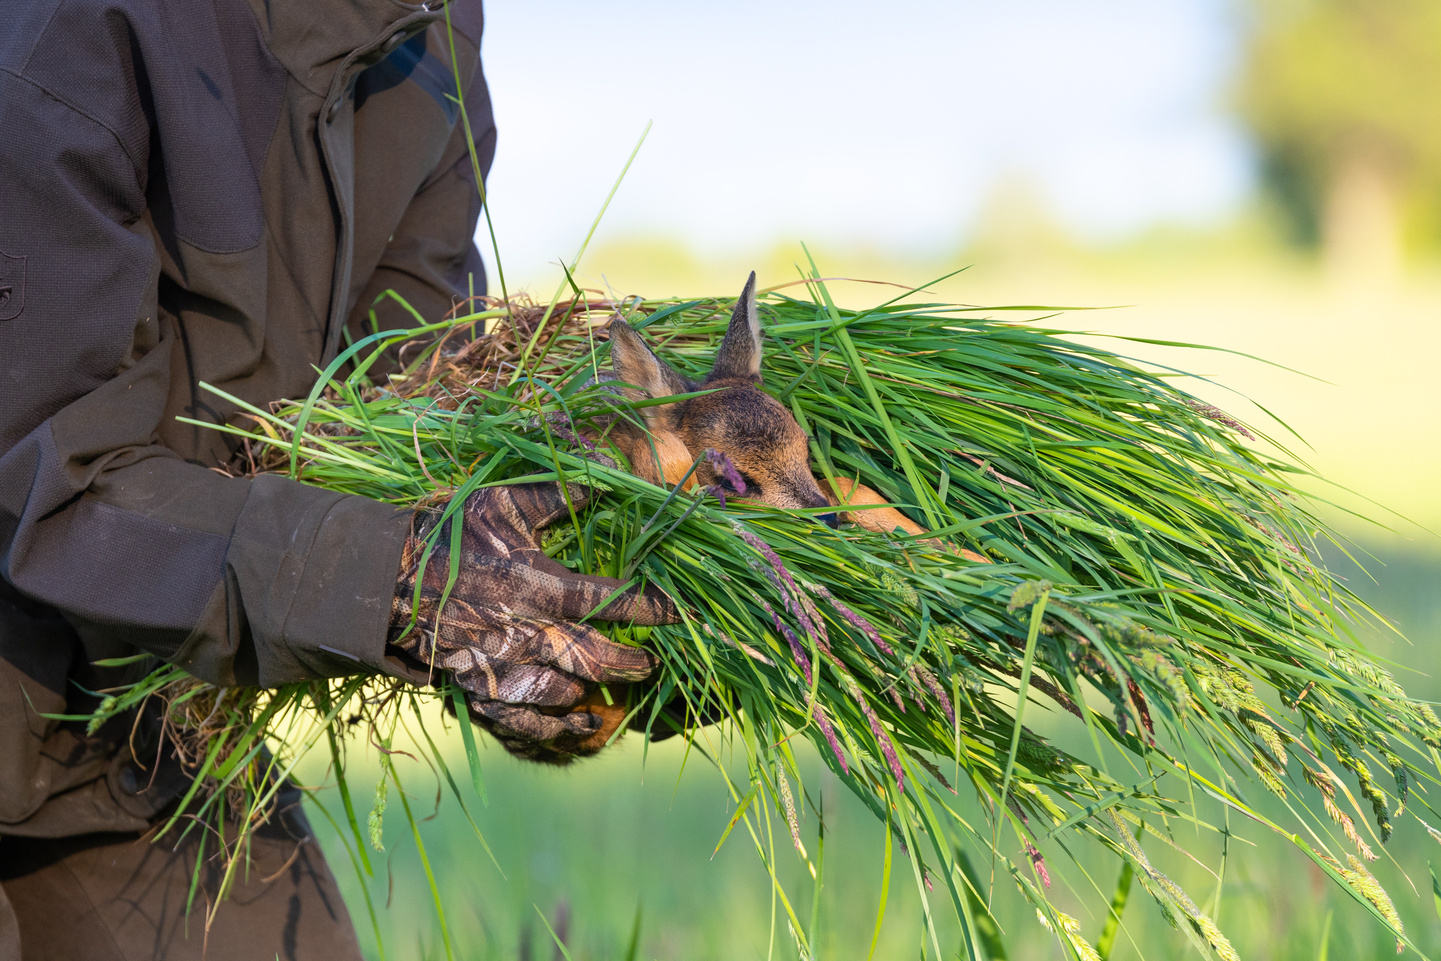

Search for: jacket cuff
xmin=282 ymin=487 xmax=414 ymax=681
xmin=226 ymin=475 xmax=413 ymax=685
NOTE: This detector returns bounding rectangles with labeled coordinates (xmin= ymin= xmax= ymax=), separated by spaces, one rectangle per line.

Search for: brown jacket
xmin=0 ymin=0 xmax=493 ymax=835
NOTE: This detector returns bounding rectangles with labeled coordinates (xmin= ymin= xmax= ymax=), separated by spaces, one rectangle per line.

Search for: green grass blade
xmin=866 ymin=812 xmax=893 ymax=961
xmin=623 ymin=903 xmax=644 ymax=961
xmin=534 ymin=905 xmax=576 ymax=961
xmin=448 ymin=681 xmax=487 ymax=805
xmin=996 ymin=587 xmax=1050 ymax=847
xmin=1095 ymin=858 xmax=1134 ymax=960
xmin=392 ymin=762 xmax=455 ymax=961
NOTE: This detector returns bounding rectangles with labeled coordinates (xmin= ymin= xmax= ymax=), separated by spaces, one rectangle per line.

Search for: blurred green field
xmin=300 ymin=238 xmax=1441 ymax=960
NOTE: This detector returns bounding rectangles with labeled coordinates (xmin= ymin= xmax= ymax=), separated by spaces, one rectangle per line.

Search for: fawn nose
xmin=818 ymin=512 xmax=839 ymax=529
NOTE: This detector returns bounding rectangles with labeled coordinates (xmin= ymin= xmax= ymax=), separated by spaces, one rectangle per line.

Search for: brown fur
xmin=545 ymin=685 xmax=633 ymax=756
xmin=558 ymin=272 xmax=986 ymax=758
xmin=825 ymin=476 xmax=988 ymax=563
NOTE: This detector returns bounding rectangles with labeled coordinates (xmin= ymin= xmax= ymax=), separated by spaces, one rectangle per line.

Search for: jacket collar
xmin=244 ymin=0 xmax=447 ymax=95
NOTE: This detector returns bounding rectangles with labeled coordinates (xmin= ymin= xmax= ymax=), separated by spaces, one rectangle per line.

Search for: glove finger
xmin=516 ymin=552 xmax=680 ymax=626
xmin=531 ymin=620 xmax=657 ymax=684
xmin=449 ymin=652 xmax=586 ymax=707
xmin=557 ymin=708 xmax=606 ymax=736
xmin=460 ymin=555 xmax=677 ymax=626
xmin=401 ymin=594 xmax=508 ymax=661
xmin=504 ymin=480 xmax=594 ymax=533
xmin=470 ymin=699 xmax=603 ymax=742
xmin=470 ymin=700 xmax=570 ymax=741
xmin=462 ymin=482 xmax=593 ymax=555
xmin=434 ymin=614 xmax=644 ymax=700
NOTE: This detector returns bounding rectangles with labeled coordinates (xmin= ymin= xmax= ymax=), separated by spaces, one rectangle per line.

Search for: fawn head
xmin=607 ymin=272 xmax=834 ymax=518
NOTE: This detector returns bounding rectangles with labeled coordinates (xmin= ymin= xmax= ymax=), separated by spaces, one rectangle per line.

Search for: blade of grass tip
xmin=391 ymin=763 xmax=456 ymax=961
xmin=866 ymin=810 xmax=894 ymax=961
xmin=1210 ymin=804 xmax=1230 ymax=922
xmin=535 ymin=905 xmax=577 ymax=961
xmin=994 ymin=585 xmax=1050 ymax=858
xmin=527 ymin=258 xmax=587 ymax=374
xmin=1316 ymin=909 xmax=1333 ymax=961
xmin=1095 ymin=856 xmax=1134 ymax=960
xmin=808 ymin=793 xmax=825 ymax=953
xmin=623 ymin=903 xmax=644 ymax=961
xmin=1432 ymin=861 xmax=1441 ymax=923
xmin=327 ymin=717 xmax=374 ymax=876
xmin=517 ymin=121 xmax=652 ymax=375
xmin=89 ymin=652 xmax=155 ymax=667
xmin=443 ymin=3 xmax=509 ymax=309
xmin=449 ymin=680 xmax=488 ymax=805
xmin=800 ymin=246 xmax=940 ymax=530
xmin=956 ymin=850 xmax=1008 ymax=961
xmin=713 ymin=786 xmax=759 ymax=858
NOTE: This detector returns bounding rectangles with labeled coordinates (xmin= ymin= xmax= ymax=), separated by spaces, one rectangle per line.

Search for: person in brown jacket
xmin=0 ymin=1 xmax=674 ymax=957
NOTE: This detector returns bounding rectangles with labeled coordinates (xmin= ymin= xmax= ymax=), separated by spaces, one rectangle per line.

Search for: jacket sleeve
xmin=0 ymin=71 xmax=411 ymax=689
xmin=345 ymin=7 xmax=497 ymax=345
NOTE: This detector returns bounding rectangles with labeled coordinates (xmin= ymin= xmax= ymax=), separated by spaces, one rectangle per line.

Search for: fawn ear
xmin=608 ymin=320 xmax=692 ymax=424
xmin=707 ymin=271 xmax=762 ymax=384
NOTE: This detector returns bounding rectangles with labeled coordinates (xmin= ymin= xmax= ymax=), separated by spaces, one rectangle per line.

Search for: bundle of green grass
xmin=96 ymin=270 xmax=1440 ymax=958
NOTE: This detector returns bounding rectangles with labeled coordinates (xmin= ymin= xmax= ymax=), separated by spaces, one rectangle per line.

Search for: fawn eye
xmin=715 ymin=471 xmax=757 ymax=495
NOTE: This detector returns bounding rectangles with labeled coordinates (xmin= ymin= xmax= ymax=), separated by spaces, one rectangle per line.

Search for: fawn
xmin=605 ymin=271 xmax=948 ymax=540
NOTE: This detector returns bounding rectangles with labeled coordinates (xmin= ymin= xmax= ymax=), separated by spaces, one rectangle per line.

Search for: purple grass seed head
xmin=815 ymin=585 xmax=893 ymax=656
xmin=814 ymin=708 xmax=849 ymax=775
xmin=706 ymin=448 xmax=747 ymax=495
xmin=759 ymin=598 xmax=812 ymax=686
xmin=740 ymin=530 xmax=824 ymax=646
xmin=852 ymin=684 xmax=905 ymax=792
xmin=1026 ymin=841 xmax=1051 ymax=888
xmin=914 ymin=666 xmax=957 ymax=727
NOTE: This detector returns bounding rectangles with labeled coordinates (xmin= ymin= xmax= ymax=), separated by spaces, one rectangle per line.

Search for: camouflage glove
xmin=387 ymin=481 xmax=676 ymax=761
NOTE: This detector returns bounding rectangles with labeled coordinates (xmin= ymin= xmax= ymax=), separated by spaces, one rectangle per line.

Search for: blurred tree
xmin=1238 ymin=0 xmax=1441 ymax=283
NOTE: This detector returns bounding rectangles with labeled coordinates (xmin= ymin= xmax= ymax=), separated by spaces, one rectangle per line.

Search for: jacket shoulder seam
xmin=13 ymin=1 xmax=63 ymax=75
xmin=0 ymin=65 xmax=146 ymax=184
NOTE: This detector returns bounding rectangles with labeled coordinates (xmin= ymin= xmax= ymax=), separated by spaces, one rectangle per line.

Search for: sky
xmin=477 ymin=0 xmax=1255 ymax=276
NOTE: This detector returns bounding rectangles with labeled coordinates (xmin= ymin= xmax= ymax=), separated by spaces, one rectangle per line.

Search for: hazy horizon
xmin=479 ymin=0 xmax=1251 ymax=272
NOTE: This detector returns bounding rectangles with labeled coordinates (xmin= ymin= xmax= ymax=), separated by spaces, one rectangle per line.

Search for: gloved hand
xmin=387 ymin=480 xmax=677 ymax=763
